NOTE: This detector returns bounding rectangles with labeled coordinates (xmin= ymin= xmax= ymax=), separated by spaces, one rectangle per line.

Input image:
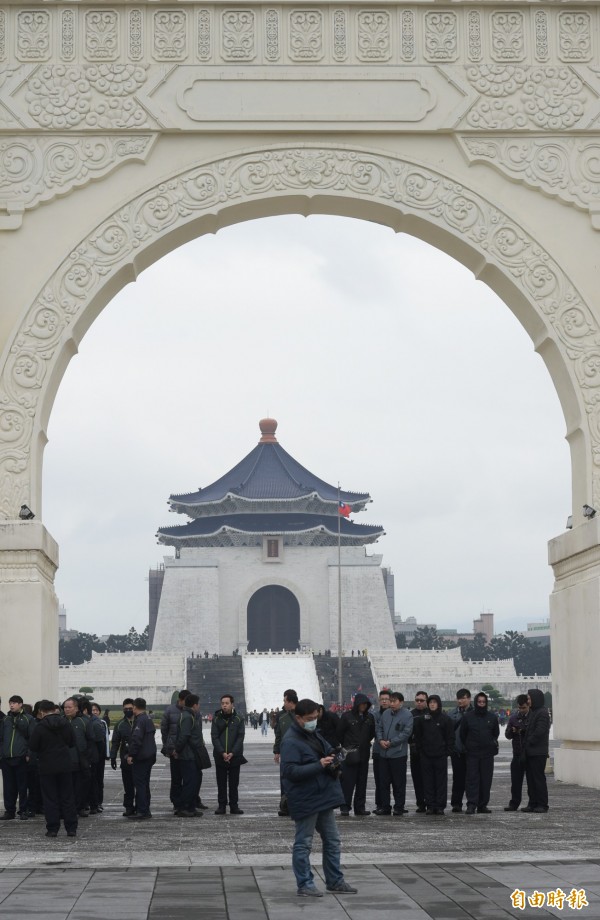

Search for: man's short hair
xmin=379 ymin=689 xmax=391 ymax=697
xmin=80 ymin=699 xmax=93 ymax=715
xmin=389 ymin=691 xmax=404 ymax=702
xmin=516 ymin=693 xmax=529 ymax=706
xmin=122 ymin=697 xmax=134 ymax=706
xmin=221 ymin=694 xmax=234 ymax=704
xmin=133 ymin=697 xmax=146 ymax=710
xmin=456 ymin=689 xmax=471 ymax=699
xmin=284 ymin=689 xmax=298 ymax=704
xmin=415 ymin=690 xmax=428 ymax=699
xmin=295 ymin=699 xmax=320 ymax=718
xmin=38 ymin=700 xmax=56 ymax=714
xmin=178 ymin=689 xmax=190 ymax=700
xmin=8 ymin=695 xmax=23 ymax=704
xmin=185 ymin=694 xmax=200 ymax=707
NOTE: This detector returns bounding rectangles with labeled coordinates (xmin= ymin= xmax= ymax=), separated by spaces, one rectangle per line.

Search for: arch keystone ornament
xmin=1 ymin=1 xmax=600 ymax=788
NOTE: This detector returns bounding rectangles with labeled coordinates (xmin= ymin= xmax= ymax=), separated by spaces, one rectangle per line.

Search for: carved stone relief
xmin=0 ymin=135 xmax=157 ymax=229
xmin=1 ymin=145 xmax=598 ymax=515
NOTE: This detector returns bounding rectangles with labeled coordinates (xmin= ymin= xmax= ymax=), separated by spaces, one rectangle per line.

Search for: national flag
xmin=338 ymin=501 xmax=351 ymax=517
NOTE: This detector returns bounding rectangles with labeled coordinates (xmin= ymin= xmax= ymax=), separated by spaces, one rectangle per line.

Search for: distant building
xmin=524 ymin=618 xmax=551 ymax=647
xmin=393 ymin=615 xmax=437 ymax=641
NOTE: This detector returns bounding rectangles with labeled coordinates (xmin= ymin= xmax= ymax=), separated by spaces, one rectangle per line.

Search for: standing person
xmin=126 ymin=698 xmax=156 ymax=820
xmin=316 ymin=705 xmax=340 ymax=748
xmin=62 ymin=697 xmax=91 ymax=817
xmin=103 ymin=709 xmax=111 ymax=731
xmin=172 ymin=693 xmax=204 ymax=817
xmin=110 ymin=698 xmax=136 ymax=816
xmin=273 ymin=690 xmax=298 ymax=817
xmin=90 ymin=703 xmax=109 ymax=813
xmin=413 ymin=695 xmax=454 ymax=815
xmin=78 ymin=699 xmax=99 ymax=814
xmin=372 ymin=689 xmax=391 ymax=812
xmin=460 ymin=691 xmax=500 ymax=815
xmin=504 ymin=695 xmax=530 ymax=812
xmin=160 ymin=689 xmax=190 ymax=812
xmin=211 ymin=694 xmax=246 ymax=815
xmin=28 ymin=701 xmax=78 ymax=838
xmin=0 ymin=695 xmax=34 ymax=820
xmin=447 ymin=689 xmax=473 ymax=813
xmin=409 ymin=690 xmax=429 ymax=813
xmin=375 ymin=692 xmax=413 ymax=816
xmin=259 ymin=708 xmax=269 ymax=736
xmin=522 ymin=688 xmax=551 ymax=814
xmin=336 ymin=693 xmax=375 ymax=817
xmin=280 ymin=698 xmax=357 ymax=898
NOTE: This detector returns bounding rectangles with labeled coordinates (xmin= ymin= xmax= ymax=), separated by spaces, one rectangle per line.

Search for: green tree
xmin=409 ymin=626 xmax=449 ymax=650
xmin=59 ymin=632 xmax=106 ymax=665
xmin=395 ymin=633 xmax=407 ymax=649
xmin=481 ymin=683 xmax=503 ymax=705
xmin=104 ymin=625 xmax=149 ymax=653
xmin=459 ymin=633 xmax=490 ymax=661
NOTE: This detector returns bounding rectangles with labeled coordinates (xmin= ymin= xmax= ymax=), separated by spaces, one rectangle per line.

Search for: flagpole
xmin=337 ymin=483 xmax=343 ymax=711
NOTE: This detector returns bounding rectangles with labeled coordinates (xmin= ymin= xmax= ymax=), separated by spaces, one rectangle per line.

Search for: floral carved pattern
xmin=85 ymin=11 xmax=119 ymax=62
xmin=558 ymin=13 xmax=592 ymax=63
xmin=61 ymin=10 xmax=75 ymax=62
xmin=222 ymin=11 xmax=255 ymax=61
xmin=289 ymin=11 xmax=322 ymax=62
xmin=0 ymin=11 xmax=5 ymax=61
xmin=17 ymin=11 xmax=50 ymax=61
xmin=129 ymin=10 xmax=143 ymax=62
xmin=2 ymin=145 xmax=600 ymax=514
xmin=425 ymin=12 xmax=457 ymax=63
xmin=534 ymin=10 xmax=548 ymax=62
xmin=24 ymin=65 xmax=149 ymax=130
xmin=491 ymin=11 xmax=525 ymax=62
xmin=465 ymin=65 xmax=589 ymax=131
xmin=401 ymin=10 xmax=415 ymax=62
xmin=459 ymin=136 xmax=600 ymax=230
xmin=265 ymin=9 xmax=279 ymax=62
xmin=333 ymin=10 xmax=346 ymax=62
xmin=468 ymin=11 xmax=482 ymax=63
xmin=153 ymin=11 xmax=187 ymax=61
xmin=357 ymin=11 xmax=391 ymax=62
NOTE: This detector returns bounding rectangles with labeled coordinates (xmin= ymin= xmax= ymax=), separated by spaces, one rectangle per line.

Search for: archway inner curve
xmin=247 ymin=585 xmax=300 ymax=652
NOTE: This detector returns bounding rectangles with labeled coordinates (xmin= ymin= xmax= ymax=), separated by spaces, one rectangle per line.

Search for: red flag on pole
xmin=338 ymin=501 xmax=351 ymax=518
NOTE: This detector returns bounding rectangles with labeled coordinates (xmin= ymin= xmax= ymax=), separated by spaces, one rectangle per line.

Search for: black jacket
xmin=336 ymin=694 xmax=375 ymax=762
xmin=211 ymin=709 xmax=245 ymax=763
xmin=414 ymin=709 xmax=454 ymax=758
xmin=29 ymin=714 xmax=75 ymax=776
xmin=110 ymin=716 xmax=134 ymax=762
xmin=66 ymin=714 xmax=91 ymax=772
xmin=505 ymin=709 xmax=528 ymax=756
xmin=129 ymin=712 xmax=157 ymax=762
xmin=317 ymin=710 xmax=340 ymax=747
xmin=524 ymin=689 xmax=550 ymax=757
xmin=459 ymin=705 xmax=499 ymax=757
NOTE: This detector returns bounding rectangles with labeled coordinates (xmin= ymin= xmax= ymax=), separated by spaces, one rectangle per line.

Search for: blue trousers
xmin=132 ymin=759 xmax=154 ymax=815
xmin=292 ymin=808 xmax=344 ymax=891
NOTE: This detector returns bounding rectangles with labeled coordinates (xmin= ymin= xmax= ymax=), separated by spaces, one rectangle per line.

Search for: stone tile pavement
xmin=1 ymin=740 xmax=599 ymax=918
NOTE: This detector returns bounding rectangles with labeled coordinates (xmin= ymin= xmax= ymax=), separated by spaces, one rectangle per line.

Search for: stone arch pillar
xmin=0 ymin=142 xmax=598 ymax=784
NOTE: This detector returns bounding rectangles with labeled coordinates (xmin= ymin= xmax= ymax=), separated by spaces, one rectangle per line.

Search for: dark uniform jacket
xmin=0 ymin=709 xmax=34 ymax=762
xmin=29 ymin=714 xmax=75 ymax=775
xmin=160 ymin=702 xmax=183 ymax=753
xmin=66 ymin=714 xmax=91 ymax=772
xmin=447 ymin=703 xmax=473 ymax=754
xmin=524 ymin=689 xmax=550 ymax=758
xmin=281 ymin=721 xmax=346 ymax=820
xmin=336 ymin=694 xmax=375 ymax=763
xmin=110 ymin=716 xmax=134 ymax=762
xmin=459 ymin=705 xmax=499 ymax=757
xmin=273 ymin=710 xmax=295 ymax=755
xmin=211 ymin=709 xmax=245 ymax=764
xmin=175 ymin=707 xmax=210 ymax=766
xmin=129 ymin=712 xmax=157 ymax=763
xmin=505 ymin=709 xmax=529 ymax=756
xmin=413 ymin=709 xmax=454 ymax=758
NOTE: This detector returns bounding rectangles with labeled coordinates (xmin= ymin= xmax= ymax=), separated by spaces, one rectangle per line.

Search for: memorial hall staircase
xmin=313 ymin=654 xmax=378 ymax=709
xmin=187 ymin=656 xmax=247 ymax=716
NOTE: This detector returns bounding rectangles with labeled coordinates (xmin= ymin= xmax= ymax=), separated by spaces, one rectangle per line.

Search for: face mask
xmin=124 ymin=709 xmax=133 ymax=718
xmin=303 ymin=719 xmax=318 ymax=732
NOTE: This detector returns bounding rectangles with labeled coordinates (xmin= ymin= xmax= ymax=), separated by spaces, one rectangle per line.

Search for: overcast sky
xmin=43 ymin=215 xmax=571 ymax=638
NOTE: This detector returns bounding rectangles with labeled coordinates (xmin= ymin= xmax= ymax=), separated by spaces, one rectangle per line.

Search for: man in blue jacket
xmin=375 ymin=692 xmax=413 ymax=816
xmin=281 ymin=698 xmax=358 ymax=898
xmin=126 ymin=698 xmax=156 ymax=819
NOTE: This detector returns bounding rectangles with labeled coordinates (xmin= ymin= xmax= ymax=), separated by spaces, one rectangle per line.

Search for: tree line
xmin=59 ymin=626 xmax=149 ymax=665
xmin=396 ymin=627 xmax=551 ymax=676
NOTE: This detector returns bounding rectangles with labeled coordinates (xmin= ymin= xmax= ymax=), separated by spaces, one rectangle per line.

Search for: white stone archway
xmin=1 ymin=1 xmax=600 ymax=787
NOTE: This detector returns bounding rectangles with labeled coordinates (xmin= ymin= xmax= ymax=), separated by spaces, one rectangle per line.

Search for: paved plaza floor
xmin=1 ymin=737 xmax=599 ymax=918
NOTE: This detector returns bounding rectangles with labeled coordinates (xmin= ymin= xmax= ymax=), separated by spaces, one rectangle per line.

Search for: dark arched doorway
xmin=247 ymin=585 xmax=300 ymax=652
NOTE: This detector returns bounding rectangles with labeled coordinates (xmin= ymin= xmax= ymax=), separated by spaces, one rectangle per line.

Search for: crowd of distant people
xmin=0 ymin=683 xmax=550 ymax=892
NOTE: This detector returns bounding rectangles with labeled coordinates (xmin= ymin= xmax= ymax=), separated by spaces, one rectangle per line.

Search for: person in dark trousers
xmin=522 ymin=688 xmax=551 ymax=813
xmin=372 ymin=689 xmax=390 ymax=811
xmin=459 ymin=691 xmax=500 ymax=815
xmin=63 ymin=697 xmax=92 ymax=817
xmin=110 ymin=698 xmax=136 ymax=815
xmin=28 ymin=700 xmax=77 ymax=838
xmin=78 ymin=699 xmax=99 ymax=813
xmin=90 ymin=703 xmax=109 ymax=813
xmin=280 ymin=698 xmax=357 ymax=897
xmin=126 ymin=697 xmax=156 ymax=819
xmin=0 ymin=694 xmax=34 ymax=820
xmin=409 ymin=690 xmax=429 ymax=813
xmin=374 ymin=692 xmax=413 ymax=816
xmin=172 ymin=693 xmax=205 ymax=817
xmin=504 ymin=694 xmax=530 ymax=811
xmin=25 ymin=701 xmax=44 ymax=818
xmin=273 ymin=690 xmax=298 ymax=816
xmin=211 ymin=694 xmax=246 ymax=815
xmin=160 ymin=689 xmax=189 ymax=812
xmin=336 ymin=693 xmax=375 ymax=816
xmin=447 ymin=689 xmax=473 ymax=812
xmin=413 ymin=694 xmax=454 ymax=815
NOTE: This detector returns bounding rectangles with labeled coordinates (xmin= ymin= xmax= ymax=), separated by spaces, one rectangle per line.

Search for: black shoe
xmin=88 ymin=807 xmax=100 ymax=815
xmin=278 ymin=810 xmax=289 ymax=817
xmin=176 ymin=809 xmax=197 ymax=817
xmin=18 ymin=813 xmax=28 ymax=820
xmin=374 ymin=808 xmax=392 ymax=816
xmin=230 ymin=807 xmax=244 ymax=815
xmin=466 ymin=805 xmax=476 ymax=815
xmin=196 ymin=801 xmax=209 ymax=810
xmin=477 ymin=807 xmax=492 ymax=814
xmin=533 ymin=806 xmax=548 ymax=813
xmin=0 ymin=812 xmax=16 ymax=821
xmin=122 ymin=807 xmax=136 ymax=817
xmin=520 ymin=806 xmax=534 ymax=812
xmin=127 ymin=812 xmax=152 ymax=820
xmin=66 ymin=831 xmax=77 ymax=837
xmin=354 ymin=810 xmax=371 ymax=816
xmin=504 ymin=805 xmax=518 ymax=812
xmin=392 ymin=808 xmax=404 ymax=816
xmin=45 ymin=830 xmax=58 ymax=837
xmin=415 ymin=805 xmax=427 ymax=813
xmin=434 ymin=809 xmax=445 ymax=816
xmin=77 ymin=809 xmax=90 ymax=818
xmin=451 ymin=806 xmax=462 ymax=813
xmin=214 ymin=807 xmax=226 ymax=815
xmin=26 ymin=811 xmax=36 ymax=818
xmin=426 ymin=807 xmax=435 ymax=815
xmin=339 ymin=808 xmax=350 ymax=816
